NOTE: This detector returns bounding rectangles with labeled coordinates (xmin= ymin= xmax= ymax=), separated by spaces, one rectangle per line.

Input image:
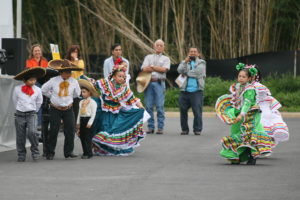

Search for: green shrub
xmin=204 ymin=77 xmax=232 ymax=106
xmin=132 ymin=75 xmax=300 ymax=111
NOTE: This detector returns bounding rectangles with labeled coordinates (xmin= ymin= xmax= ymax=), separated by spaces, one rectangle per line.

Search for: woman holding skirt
xmin=215 ymin=63 xmax=273 ymax=165
xmin=92 ymin=64 xmax=148 ymax=156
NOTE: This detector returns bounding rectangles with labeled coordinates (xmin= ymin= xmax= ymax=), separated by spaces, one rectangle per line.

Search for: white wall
xmin=0 ymin=0 xmax=14 ymax=48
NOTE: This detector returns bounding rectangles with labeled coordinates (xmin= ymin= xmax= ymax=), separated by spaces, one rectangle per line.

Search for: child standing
xmin=12 ymin=67 xmax=46 ymax=162
xmin=215 ymin=63 xmax=273 ymax=165
xmin=76 ymin=79 xmax=98 ymax=159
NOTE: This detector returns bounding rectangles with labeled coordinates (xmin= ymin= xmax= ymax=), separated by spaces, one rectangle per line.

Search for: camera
xmin=189 ymin=56 xmax=196 ymax=61
xmin=0 ymin=49 xmax=7 ymax=64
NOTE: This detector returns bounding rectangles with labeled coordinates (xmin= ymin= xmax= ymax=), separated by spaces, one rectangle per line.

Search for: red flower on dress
xmin=114 ymin=57 xmax=123 ymax=65
xmin=21 ymin=85 xmax=34 ymax=96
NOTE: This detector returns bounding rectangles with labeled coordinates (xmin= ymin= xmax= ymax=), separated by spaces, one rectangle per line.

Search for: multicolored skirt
xmin=92 ymin=108 xmax=146 ymax=156
xmin=260 ymin=102 xmax=289 ymax=146
xmin=216 ymin=95 xmax=273 ymax=162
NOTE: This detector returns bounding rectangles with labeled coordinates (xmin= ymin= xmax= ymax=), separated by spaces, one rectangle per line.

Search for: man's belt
xmin=151 ymin=77 xmax=166 ymax=82
xmin=50 ymin=103 xmax=73 ymax=111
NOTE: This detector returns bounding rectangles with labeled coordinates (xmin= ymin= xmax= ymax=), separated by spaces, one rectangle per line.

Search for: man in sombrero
xmin=41 ymin=59 xmax=82 ymax=160
xmin=12 ymin=67 xmax=46 ymax=162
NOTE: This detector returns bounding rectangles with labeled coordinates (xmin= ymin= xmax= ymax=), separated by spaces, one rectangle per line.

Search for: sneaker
xmin=146 ymin=129 xmax=154 ymax=134
xmin=156 ymin=130 xmax=163 ymax=134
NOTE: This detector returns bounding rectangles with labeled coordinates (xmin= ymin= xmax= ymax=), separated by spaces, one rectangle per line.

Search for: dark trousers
xmin=179 ymin=90 xmax=203 ymax=132
xmin=14 ymin=111 xmax=39 ymax=158
xmin=73 ymin=98 xmax=80 ymax=122
xmin=48 ymin=106 xmax=75 ymax=157
xmin=41 ymin=113 xmax=50 ymax=155
xmin=79 ymin=117 xmax=93 ymax=157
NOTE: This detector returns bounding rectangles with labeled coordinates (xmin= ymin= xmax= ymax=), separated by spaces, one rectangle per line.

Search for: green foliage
xmin=164 ymin=88 xmax=180 ymax=108
xmin=203 ymin=77 xmax=232 ymax=106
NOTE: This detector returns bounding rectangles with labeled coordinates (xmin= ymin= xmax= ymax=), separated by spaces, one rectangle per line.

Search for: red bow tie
xmin=21 ymin=85 xmax=34 ymax=96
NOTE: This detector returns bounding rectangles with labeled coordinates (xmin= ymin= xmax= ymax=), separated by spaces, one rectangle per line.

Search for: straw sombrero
xmin=14 ymin=67 xmax=46 ymax=81
xmin=48 ymin=59 xmax=83 ymax=71
xmin=78 ymin=79 xmax=98 ymax=97
xmin=136 ymin=71 xmax=152 ymax=93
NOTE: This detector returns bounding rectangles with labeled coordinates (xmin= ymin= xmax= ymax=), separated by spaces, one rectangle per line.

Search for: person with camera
xmin=177 ymin=47 xmax=206 ymax=135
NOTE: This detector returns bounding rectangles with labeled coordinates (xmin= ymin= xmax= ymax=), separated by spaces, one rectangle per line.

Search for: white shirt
xmin=103 ymin=56 xmax=131 ymax=83
xmin=12 ymin=84 xmax=43 ymax=112
xmin=141 ymin=53 xmax=170 ymax=79
xmin=76 ymin=97 xmax=97 ymax=126
xmin=41 ymin=76 xmax=81 ymax=107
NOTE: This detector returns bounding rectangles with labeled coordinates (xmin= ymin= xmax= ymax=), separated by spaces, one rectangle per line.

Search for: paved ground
xmin=0 ymin=116 xmax=299 ymax=200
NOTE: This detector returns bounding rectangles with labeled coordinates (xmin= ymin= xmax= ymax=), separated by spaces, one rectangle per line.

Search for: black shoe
xmin=146 ymin=129 xmax=154 ymax=134
xmin=65 ymin=153 xmax=78 ymax=158
xmin=81 ymin=155 xmax=93 ymax=159
xmin=17 ymin=157 xmax=25 ymax=162
xmin=181 ymin=131 xmax=189 ymax=135
xmin=32 ymin=154 xmax=40 ymax=161
xmin=247 ymin=158 xmax=256 ymax=165
xmin=46 ymin=155 xmax=54 ymax=160
xmin=194 ymin=131 xmax=201 ymax=135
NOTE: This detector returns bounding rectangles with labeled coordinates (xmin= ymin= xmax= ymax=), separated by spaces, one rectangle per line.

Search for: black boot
xmin=247 ymin=149 xmax=256 ymax=165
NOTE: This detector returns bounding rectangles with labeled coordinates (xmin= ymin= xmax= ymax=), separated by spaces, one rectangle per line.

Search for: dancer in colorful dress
xmin=92 ymin=64 xmax=147 ymax=156
xmin=215 ymin=63 xmax=273 ymax=165
xmin=246 ymin=64 xmax=289 ymax=146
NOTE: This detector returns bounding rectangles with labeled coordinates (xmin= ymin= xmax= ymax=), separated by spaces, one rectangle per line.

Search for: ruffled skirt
xmin=216 ymin=95 xmax=273 ymax=162
xmin=260 ymin=103 xmax=289 ymax=146
xmin=92 ymin=100 xmax=146 ymax=156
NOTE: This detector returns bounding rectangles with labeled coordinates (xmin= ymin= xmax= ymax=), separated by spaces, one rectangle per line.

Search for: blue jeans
xmin=144 ymin=81 xmax=165 ymax=130
xmin=179 ymin=90 xmax=203 ymax=132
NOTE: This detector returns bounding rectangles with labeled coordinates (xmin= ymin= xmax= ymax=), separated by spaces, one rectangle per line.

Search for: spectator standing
xmin=103 ymin=43 xmax=130 ymax=84
xmin=26 ymin=44 xmax=48 ymax=68
xmin=177 ymin=47 xmax=206 ymax=135
xmin=141 ymin=39 xmax=170 ymax=134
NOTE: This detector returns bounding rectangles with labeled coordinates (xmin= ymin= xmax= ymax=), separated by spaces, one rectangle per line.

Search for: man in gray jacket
xmin=177 ymin=47 xmax=206 ymax=135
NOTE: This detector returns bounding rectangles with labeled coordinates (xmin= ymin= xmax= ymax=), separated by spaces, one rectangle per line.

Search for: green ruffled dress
xmin=216 ymin=83 xmax=273 ymax=163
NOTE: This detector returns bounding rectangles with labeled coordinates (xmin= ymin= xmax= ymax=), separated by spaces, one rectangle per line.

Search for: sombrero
xmin=37 ymin=68 xmax=60 ymax=84
xmin=14 ymin=67 xmax=46 ymax=81
xmin=48 ymin=59 xmax=83 ymax=71
xmin=136 ymin=71 xmax=151 ymax=93
xmin=78 ymin=79 xmax=98 ymax=97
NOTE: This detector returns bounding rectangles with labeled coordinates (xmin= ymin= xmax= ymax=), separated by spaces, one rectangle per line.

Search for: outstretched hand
xmin=136 ymin=101 xmax=144 ymax=109
xmin=234 ymin=114 xmax=243 ymax=123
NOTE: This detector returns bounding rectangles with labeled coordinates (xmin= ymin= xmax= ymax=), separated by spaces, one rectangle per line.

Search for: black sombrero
xmin=14 ymin=67 xmax=46 ymax=81
xmin=37 ymin=68 xmax=60 ymax=84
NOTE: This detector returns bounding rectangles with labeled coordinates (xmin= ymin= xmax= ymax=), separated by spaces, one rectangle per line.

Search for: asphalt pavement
xmin=0 ymin=116 xmax=299 ymax=200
